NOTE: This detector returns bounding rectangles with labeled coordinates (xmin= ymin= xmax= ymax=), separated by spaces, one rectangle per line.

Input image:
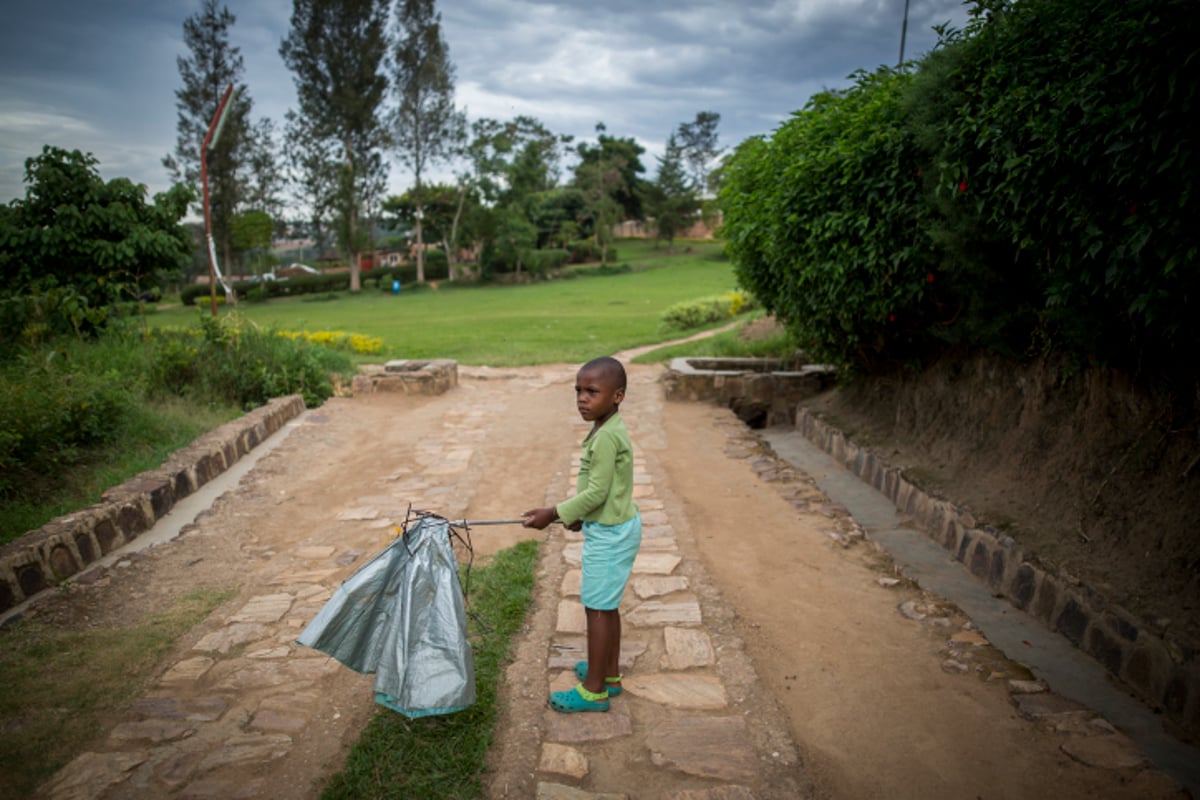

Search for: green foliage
xmin=720 ymin=0 xmax=1200 ymax=376
xmin=147 ymin=313 xmax=353 ymax=409
xmin=720 ymin=67 xmax=933 ymax=367
xmin=321 ymin=540 xmax=538 ymax=800
xmin=917 ymin=0 xmax=1200 ymax=369
xmin=0 ymin=351 xmax=136 ymax=499
xmin=660 ymin=290 xmax=758 ymax=332
xmin=0 ymin=147 xmax=194 ymax=341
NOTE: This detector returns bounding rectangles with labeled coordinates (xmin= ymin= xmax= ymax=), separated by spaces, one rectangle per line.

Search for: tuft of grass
xmin=0 ymin=588 xmax=235 ymax=797
xmin=319 ymin=539 xmax=539 ymax=800
xmin=0 ymin=397 xmax=239 ymax=544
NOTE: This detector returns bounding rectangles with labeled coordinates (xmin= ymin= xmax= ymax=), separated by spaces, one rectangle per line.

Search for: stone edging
xmin=795 ymin=407 xmax=1200 ymax=740
xmin=0 ymin=395 xmax=306 ymax=615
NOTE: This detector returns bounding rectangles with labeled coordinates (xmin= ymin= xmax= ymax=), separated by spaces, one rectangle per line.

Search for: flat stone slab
xmin=229 ymin=593 xmax=293 ymax=624
xmin=639 ymin=537 xmax=678 ymax=551
xmin=632 ymin=552 xmax=682 ymax=575
xmin=192 ymin=623 xmax=269 ymax=654
xmin=544 ymin=702 xmax=633 ymax=743
xmin=643 ymin=524 xmax=674 ymax=539
xmin=1011 ymin=692 xmax=1089 ymax=721
xmin=1060 ymin=733 xmax=1148 ymax=769
xmin=632 ymin=576 xmax=690 ymax=600
xmin=537 ymin=783 xmax=627 ymax=800
xmin=336 ymin=507 xmax=379 ymax=520
xmin=129 ymin=695 xmax=230 ymax=722
xmin=662 ymin=626 xmax=716 ymax=669
xmin=647 ymin=716 xmax=758 ymax=783
xmin=640 ymin=510 xmax=670 ymax=525
xmin=663 ymin=788 xmax=757 ymax=800
xmin=623 ymin=673 xmax=728 ymax=709
xmin=249 ymin=708 xmax=309 ymax=733
xmin=563 ymin=542 xmax=583 ymax=567
xmin=294 ymin=546 xmax=336 ymax=559
xmin=556 ymin=600 xmax=586 ymax=634
xmin=538 ymin=743 xmax=589 ymax=779
xmin=548 ymin=638 xmax=645 ymax=670
xmin=561 ymin=569 xmax=581 ymax=597
xmin=627 ymin=599 xmax=702 ymax=627
xmin=160 ymin=657 xmax=215 ymax=685
xmin=197 ymin=733 xmax=293 ymax=772
xmin=108 ymin=719 xmax=195 ymax=744
xmin=43 ymin=751 xmax=149 ymax=800
xmin=268 ymin=567 xmax=342 ymax=585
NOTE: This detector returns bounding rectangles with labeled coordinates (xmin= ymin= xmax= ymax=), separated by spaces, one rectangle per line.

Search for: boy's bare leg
xmin=584 ymin=608 xmax=617 ymax=694
xmin=605 ymin=610 xmax=622 ymax=688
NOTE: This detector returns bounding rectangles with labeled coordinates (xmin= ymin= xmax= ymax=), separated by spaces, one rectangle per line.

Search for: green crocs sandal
xmin=550 ymin=683 xmax=609 ymax=713
xmin=574 ymin=660 xmax=623 ymax=696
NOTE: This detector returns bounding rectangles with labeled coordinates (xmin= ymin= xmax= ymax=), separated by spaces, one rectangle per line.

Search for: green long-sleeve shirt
xmin=555 ymin=412 xmax=638 ymax=526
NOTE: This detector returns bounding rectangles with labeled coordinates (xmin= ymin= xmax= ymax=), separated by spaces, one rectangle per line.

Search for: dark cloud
xmin=0 ymin=0 xmax=969 ymax=205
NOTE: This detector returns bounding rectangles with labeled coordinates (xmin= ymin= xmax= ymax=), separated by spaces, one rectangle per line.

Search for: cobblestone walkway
xmin=40 ymin=364 xmax=809 ymax=800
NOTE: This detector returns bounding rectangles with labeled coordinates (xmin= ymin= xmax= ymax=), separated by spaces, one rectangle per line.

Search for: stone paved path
xmin=39 ymin=363 xmax=809 ymax=800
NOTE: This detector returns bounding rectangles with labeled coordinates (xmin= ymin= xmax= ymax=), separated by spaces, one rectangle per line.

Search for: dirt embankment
xmin=805 ymin=351 xmax=1200 ymax=649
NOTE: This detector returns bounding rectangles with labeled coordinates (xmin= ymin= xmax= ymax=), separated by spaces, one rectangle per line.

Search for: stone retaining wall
xmin=0 ymin=395 xmax=306 ymax=614
xmin=350 ymin=359 xmax=458 ymax=395
xmin=794 ymin=407 xmax=1200 ymax=740
xmin=661 ymin=357 xmax=836 ymax=427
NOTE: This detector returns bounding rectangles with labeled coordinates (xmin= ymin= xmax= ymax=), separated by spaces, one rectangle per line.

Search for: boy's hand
xmin=521 ymin=507 xmax=558 ymax=529
xmin=566 ymin=519 xmax=583 ymax=532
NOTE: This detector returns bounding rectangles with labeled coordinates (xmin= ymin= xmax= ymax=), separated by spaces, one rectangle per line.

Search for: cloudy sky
xmin=0 ymin=0 xmax=970 ymax=210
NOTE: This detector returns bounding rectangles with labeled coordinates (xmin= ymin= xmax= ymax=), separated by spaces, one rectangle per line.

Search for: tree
xmin=231 ymin=209 xmax=275 ymax=276
xmin=0 ymin=147 xmax=193 ymax=340
xmin=390 ymin=0 xmax=466 ymax=283
xmin=677 ymin=111 xmax=723 ymax=197
xmin=647 ymin=132 xmax=698 ymax=252
xmin=574 ymin=128 xmax=647 ymax=220
xmin=281 ymin=0 xmax=390 ymax=292
xmin=382 ymin=182 xmax=479 ymax=279
xmin=164 ymin=0 xmax=273 ymax=276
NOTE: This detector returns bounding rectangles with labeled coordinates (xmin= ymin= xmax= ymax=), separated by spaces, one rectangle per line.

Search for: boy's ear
xmin=613 ymin=386 xmax=626 ymax=404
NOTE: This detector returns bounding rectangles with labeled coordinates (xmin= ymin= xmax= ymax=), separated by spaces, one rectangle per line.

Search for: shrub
xmin=145 ymin=313 xmax=354 ymax=409
xmin=660 ymin=290 xmax=758 ymax=332
xmin=0 ymin=348 xmax=137 ymax=498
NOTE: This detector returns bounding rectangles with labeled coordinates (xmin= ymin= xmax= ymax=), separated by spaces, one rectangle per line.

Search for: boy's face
xmin=574 ymin=366 xmax=625 ymax=424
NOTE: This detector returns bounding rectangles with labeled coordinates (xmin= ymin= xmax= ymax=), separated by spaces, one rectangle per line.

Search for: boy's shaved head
xmin=579 ymin=357 xmax=627 ymax=390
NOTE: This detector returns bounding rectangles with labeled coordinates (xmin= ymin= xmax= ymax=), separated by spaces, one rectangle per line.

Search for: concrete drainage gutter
xmin=661 ymin=357 xmax=836 ymax=427
xmin=793 ymin=407 xmax=1200 ymax=741
xmin=0 ymin=395 xmax=306 ymax=614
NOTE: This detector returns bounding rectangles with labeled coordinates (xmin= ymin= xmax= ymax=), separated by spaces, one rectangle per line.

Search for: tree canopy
xmin=0 ymin=147 xmax=193 ymax=340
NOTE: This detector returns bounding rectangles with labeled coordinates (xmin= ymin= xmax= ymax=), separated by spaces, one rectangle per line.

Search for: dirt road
xmin=33 ymin=361 xmax=1184 ymax=799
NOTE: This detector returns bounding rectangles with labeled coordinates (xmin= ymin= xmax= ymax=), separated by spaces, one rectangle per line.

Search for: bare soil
xmin=13 ymin=355 xmax=1190 ymax=798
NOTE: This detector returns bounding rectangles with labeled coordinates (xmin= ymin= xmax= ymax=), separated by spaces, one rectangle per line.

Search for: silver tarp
xmin=296 ymin=515 xmax=475 ymax=718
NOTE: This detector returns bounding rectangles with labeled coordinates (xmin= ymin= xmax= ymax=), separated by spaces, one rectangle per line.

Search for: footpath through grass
xmin=149 ymin=240 xmax=738 ymax=366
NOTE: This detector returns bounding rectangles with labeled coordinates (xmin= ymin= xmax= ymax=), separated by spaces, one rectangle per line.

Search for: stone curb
xmin=661 ymin=358 xmax=835 ymax=428
xmin=0 ymin=395 xmax=307 ymax=614
xmin=795 ymin=407 xmax=1200 ymax=740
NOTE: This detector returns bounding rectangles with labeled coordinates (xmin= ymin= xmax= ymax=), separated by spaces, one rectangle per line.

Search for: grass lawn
xmin=149 ymin=240 xmax=739 ymax=366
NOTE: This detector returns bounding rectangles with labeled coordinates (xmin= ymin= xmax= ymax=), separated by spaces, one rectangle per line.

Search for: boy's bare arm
xmin=521 ymin=507 xmax=559 ymax=529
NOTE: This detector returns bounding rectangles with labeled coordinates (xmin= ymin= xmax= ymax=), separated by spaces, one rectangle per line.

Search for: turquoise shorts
xmin=580 ymin=514 xmax=643 ymax=610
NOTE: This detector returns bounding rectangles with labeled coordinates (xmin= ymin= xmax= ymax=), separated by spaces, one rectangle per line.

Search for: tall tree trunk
xmin=346 ymin=143 xmax=361 ymax=292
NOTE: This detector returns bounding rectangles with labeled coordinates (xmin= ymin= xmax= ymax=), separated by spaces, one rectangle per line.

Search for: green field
xmin=150 ymin=240 xmax=739 ymax=366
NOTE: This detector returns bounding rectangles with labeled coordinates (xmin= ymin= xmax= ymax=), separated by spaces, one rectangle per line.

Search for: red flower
xmin=958 ymin=180 xmax=968 ymax=193
xmin=926 ymin=273 xmax=935 ymax=283
xmin=888 ymin=313 xmax=896 ymax=322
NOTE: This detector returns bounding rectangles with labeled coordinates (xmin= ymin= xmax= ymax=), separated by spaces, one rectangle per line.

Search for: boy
xmin=523 ymin=356 xmax=642 ymax=712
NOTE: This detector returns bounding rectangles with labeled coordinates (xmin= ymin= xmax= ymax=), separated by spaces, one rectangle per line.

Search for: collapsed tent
xmin=296 ymin=512 xmax=475 ymax=718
